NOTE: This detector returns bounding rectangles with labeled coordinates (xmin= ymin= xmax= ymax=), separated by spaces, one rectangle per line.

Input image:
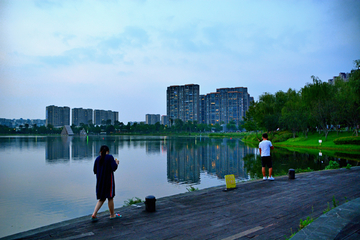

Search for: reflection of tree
xmin=241 ymin=146 xmax=355 ymax=178
xmin=243 ymin=154 xmax=262 ymax=179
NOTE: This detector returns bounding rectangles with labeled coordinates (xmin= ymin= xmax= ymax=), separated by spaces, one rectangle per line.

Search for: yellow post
xmin=225 ymin=174 xmax=236 ymax=189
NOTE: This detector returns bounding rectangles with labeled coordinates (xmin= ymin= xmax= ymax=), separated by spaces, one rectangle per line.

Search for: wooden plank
xmin=221 ymin=226 xmax=264 ymax=240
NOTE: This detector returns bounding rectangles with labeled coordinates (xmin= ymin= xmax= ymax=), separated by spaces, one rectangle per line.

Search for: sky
xmin=0 ymin=0 xmax=359 ymax=124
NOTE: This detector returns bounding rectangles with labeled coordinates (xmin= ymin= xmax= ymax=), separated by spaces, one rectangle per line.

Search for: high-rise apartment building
xmin=200 ymin=87 xmax=253 ymax=125
xmin=161 ymin=115 xmax=169 ymax=126
xmin=146 ymin=114 xmax=160 ymax=125
xmin=199 ymin=95 xmax=206 ymax=124
xmin=166 ymin=85 xmax=253 ymax=126
xmin=216 ymin=87 xmax=250 ymax=124
xmin=167 ymin=84 xmax=200 ymax=123
xmin=94 ymin=110 xmax=118 ymax=125
xmin=46 ymin=105 xmax=70 ymax=127
xmin=72 ymin=108 xmax=93 ymax=126
xmin=205 ymin=92 xmax=221 ymax=125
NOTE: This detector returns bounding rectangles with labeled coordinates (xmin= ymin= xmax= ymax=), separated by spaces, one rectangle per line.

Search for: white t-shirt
xmin=259 ymin=140 xmax=272 ymax=157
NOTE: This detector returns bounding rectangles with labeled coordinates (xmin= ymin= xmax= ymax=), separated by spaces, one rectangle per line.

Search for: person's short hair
xmin=262 ymin=133 xmax=268 ymax=139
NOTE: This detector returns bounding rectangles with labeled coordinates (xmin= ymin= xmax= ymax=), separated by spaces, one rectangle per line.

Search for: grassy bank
xmin=242 ymin=131 xmax=360 ymax=153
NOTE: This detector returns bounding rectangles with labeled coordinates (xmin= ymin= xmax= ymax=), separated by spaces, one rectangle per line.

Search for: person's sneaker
xmin=268 ymin=176 xmax=275 ymax=181
xmin=263 ymin=176 xmax=267 ymax=180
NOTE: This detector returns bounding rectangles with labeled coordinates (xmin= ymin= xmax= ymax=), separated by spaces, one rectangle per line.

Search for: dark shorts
xmin=261 ymin=156 xmax=272 ymax=168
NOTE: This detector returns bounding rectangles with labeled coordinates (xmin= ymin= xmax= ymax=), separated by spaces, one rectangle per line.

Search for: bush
xmin=295 ymin=167 xmax=313 ymax=173
xmin=272 ymin=132 xmax=293 ymax=143
xmin=124 ymin=197 xmax=143 ymax=206
xmin=325 ymin=160 xmax=340 ymax=170
xmin=299 ymin=216 xmax=314 ymax=229
xmin=186 ymin=185 xmax=199 ymax=192
xmin=334 ymin=136 xmax=360 ymax=145
xmin=243 ymin=134 xmax=262 ymax=142
xmin=345 ymin=164 xmax=352 ymax=170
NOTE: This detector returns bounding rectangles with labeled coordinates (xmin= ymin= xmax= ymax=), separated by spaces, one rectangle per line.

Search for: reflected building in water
xmin=167 ymin=139 xmax=201 ymax=184
xmin=167 ymin=138 xmax=254 ymax=184
xmin=45 ymin=136 xmax=120 ymax=163
xmin=72 ymin=137 xmax=93 ymax=160
xmin=46 ymin=137 xmax=71 ymax=163
xmin=93 ymin=139 xmax=119 ymax=157
xmin=200 ymin=138 xmax=253 ymax=179
xmin=146 ymin=141 xmax=162 ymax=154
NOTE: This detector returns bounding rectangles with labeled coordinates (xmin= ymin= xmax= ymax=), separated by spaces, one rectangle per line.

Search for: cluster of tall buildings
xmin=44 ymin=84 xmax=251 ymax=128
xmin=166 ymin=84 xmax=253 ymax=125
xmin=46 ymin=105 xmax=119 ymax=127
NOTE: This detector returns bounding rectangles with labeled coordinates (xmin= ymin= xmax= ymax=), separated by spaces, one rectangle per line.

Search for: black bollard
xmin=288 ymin=169 xmax=295 ymax=179
xmin=145 ymin=195 xmax=156 ymax=212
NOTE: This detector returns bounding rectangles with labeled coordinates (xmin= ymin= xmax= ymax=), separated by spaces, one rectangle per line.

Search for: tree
xmin=24 ymin=123 xmax=29 ymax=133
xmin=226 ymin=120 xmax=237 ymax=132
xmin=281 ymin=89 xmax=309 ymax=138
xmin=174 ymin=119 xmax=184 ymax=132
xmin=106 ymin=125 xmax=115 ymax=134
xmin=213 ymin=123 xmax=223 ymax=132
xmin=302 ymin=76 xmax=333 ymax=139
xmin=256 ymin=93 xmax=279 ymax=132
xmin=343 ymin=60 xmax=360 ymax=136
xmin=243 ymin=101 xmax=261 ymax=137
xmin=330 ymin=77 xmax=347 ymax=135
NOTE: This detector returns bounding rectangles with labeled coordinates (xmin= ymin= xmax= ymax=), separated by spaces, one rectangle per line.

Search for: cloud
xmin=53 ymin=32 xmax=76 ymax=45
xmin=35 ymin=26 xmax=149 ymax=67
xmin=99 ymin=26 xmax=150 ymax=50
xmin=1 ymin=0 xmax=359 ymax=122
xmin=34 ymin=0 xmax=62 ymax=9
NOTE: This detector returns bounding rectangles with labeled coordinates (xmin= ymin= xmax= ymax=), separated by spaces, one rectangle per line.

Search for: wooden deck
xmin=4 ymin=167 xmax=360 ymax=240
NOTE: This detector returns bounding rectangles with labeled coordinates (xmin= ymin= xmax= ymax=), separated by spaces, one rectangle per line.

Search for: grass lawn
xmin=274 ymin=131 xmax=360 ymax=152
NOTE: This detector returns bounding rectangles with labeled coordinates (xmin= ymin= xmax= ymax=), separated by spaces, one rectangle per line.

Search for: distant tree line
xmin=0 ymin=119 xmax=242 ymax=135
xmin=70 ymin=118 xmax=243 ymax=135
xmin=0 ymin=124 xmax=62 ymax=134
xmin=243 ymin=60 xmax=360 ymax=138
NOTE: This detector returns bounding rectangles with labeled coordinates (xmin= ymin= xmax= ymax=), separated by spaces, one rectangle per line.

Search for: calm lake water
xmin=0 ymin=135 xmax=358 ymax=238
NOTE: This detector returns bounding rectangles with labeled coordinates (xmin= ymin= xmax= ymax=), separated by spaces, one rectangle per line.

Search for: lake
xmin=0 ymin=135 xmax=358 ymax=238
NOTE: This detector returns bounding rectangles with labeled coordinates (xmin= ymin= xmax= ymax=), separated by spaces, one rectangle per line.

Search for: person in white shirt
xmin=258 ymin=133 xmax=275 ymax=180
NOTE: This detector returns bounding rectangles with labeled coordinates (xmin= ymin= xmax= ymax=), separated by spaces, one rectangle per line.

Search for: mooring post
xmin=288 ymin=169 xmax=295 ymax=179
xmin=145 ymin=195 xmax=156 ymax=212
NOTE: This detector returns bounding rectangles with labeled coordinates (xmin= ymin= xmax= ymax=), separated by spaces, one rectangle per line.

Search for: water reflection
xmin=167 ymin=138 xmax=255 ymax=184
xmin=71 ymin=136 xmax=92 ymax=160
xmin=45 ymin=136 xmax=121 ymax=163
xmin=0 ymin=135 xmax=359 ymax=238
xmin=10 ymin=135 xmax=360 ymax=178
xmin=46 ymin=137 xmax=70 ymax=163
xmin=3 ymin=136 xmax=359 ymax=176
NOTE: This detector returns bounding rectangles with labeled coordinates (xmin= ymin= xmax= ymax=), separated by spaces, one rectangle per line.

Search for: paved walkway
xmin=2 ymin=167 xmax=360 ymax=240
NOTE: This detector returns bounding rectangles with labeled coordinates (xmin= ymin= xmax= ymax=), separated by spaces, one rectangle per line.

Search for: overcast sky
xmin=1 ymin=0 xmax=359 ymax=123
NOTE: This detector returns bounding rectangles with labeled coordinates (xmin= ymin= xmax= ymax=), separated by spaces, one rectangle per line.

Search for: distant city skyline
xmin=1 ymin=0 xmax=359 ymax=123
